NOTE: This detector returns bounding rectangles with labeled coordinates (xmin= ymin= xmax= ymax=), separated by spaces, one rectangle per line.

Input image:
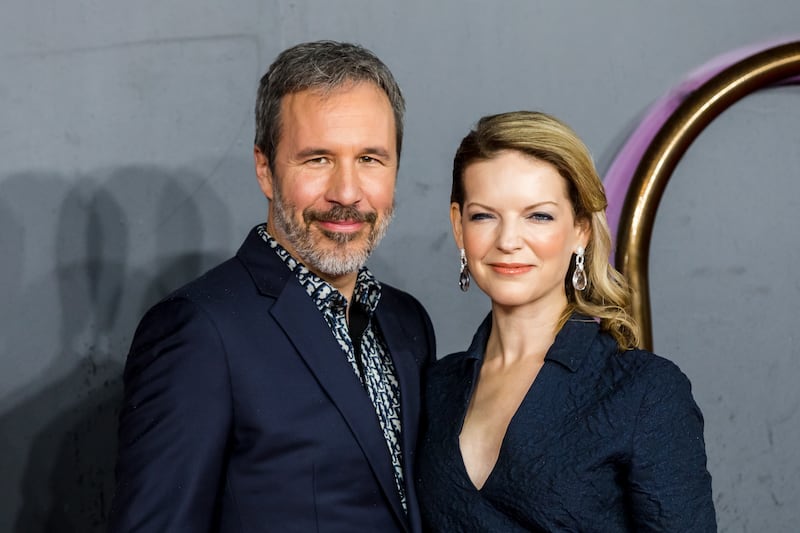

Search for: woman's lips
xmin=489 ymin=263 xmax=534 ymax=275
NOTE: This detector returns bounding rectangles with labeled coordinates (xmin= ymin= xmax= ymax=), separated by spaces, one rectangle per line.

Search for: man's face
xmin=255 ymin=82 xmax=397 ymax=279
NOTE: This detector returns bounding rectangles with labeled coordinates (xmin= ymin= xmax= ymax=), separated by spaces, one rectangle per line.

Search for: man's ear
xmin=450 ymin=202 xmax=464 ymax=249
xmin=254 ymin=146 xmax=274 ymax=200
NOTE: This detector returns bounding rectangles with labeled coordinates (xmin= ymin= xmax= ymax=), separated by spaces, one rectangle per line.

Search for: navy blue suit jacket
xmin=109 ymin=226 xmax=436 ymax=532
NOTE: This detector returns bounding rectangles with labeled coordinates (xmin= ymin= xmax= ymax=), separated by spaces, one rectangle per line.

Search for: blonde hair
xmin=452 ymin=111 xmax=640 ymax=350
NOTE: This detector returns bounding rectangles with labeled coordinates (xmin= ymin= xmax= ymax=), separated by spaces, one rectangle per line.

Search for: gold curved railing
xmin=615 ymin=41 xmax=800 ymax=350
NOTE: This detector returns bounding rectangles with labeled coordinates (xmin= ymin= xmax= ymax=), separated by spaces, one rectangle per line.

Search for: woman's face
xmin=451 ymin=150 xmax=589 ymax=313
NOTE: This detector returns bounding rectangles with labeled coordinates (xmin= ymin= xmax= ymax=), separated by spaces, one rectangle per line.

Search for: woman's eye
xmin=529 ymin=212 xmax=554 ymax=221
xmin=469 ymin=213 xmax=493 ymax=221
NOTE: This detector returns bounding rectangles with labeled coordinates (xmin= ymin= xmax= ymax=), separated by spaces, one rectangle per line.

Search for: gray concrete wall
xmin=1 ymin=1 xmax=797 ymax=530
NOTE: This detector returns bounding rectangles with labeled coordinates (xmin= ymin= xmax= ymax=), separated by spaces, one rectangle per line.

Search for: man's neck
xmin=319 ymin=271 xmax=357 ymax=305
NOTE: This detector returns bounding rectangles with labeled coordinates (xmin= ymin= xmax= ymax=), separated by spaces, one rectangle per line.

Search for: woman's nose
xmin=496 ymin=221 xmax=523 ymax=252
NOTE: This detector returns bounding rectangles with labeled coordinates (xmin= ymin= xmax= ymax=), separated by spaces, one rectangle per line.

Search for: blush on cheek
xmin=533 ymin=234 xmax=568 ymax=259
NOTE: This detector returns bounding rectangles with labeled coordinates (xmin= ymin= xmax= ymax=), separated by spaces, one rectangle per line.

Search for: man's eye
xmin=307 ymin=157 xmax=330 ymax=165
xmin=360 ymin=156 xmax=378 ymax=163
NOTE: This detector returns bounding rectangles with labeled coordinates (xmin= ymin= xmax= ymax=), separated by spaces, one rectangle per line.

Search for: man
xmin=109 ymin=41 xmax=435 ymax=533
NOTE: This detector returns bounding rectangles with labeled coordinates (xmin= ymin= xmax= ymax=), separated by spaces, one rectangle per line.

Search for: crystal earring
xmin=459 ymin=249 xmax=470 ymax=292
xmin=572 ymin=245 xmax=587 ymax=291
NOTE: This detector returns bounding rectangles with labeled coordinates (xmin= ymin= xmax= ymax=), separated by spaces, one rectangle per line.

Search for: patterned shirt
xmin=256 ymin=224 xmax=406 ymax=511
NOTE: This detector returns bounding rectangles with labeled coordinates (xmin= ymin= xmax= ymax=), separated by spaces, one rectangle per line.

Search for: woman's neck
xmin=485 ymin=301 xmax=567 ymax=367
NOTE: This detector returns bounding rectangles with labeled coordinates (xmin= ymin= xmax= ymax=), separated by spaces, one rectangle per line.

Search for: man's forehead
xmin=276 ymin=83 xmax=396 ymax=149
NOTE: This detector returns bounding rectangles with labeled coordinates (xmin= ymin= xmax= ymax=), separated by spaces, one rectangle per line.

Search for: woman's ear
xmin=575 ymin=216 xmax=591 ymax=249
xmin=450 ymin=202 xmax=464 ymax=249
xmin=254 ymin=146 xmax=274 ymax=200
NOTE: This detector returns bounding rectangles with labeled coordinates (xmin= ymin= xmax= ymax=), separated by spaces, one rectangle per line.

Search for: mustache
xmin=303 ymin=205 xmax=377 ymax=225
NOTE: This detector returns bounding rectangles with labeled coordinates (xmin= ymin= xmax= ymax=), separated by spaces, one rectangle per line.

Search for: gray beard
xmin=271 ymin=187 xmax=394 ymax=277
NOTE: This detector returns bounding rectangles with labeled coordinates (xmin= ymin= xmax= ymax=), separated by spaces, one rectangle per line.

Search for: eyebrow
xmin=295 ymin=148 xmax=335 ymax=159
xmin=294 ymin=147 xmax=393 ymax=160
xmin=362 ymin=147 xmax=392 ymax=159
xmin=466 ymin=200 xmax=560 ymax=211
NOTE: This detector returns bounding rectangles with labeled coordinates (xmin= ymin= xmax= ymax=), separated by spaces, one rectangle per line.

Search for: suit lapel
xmin=377 ymin=307 xmax=423 ymax=530
xmin=238 ymin=227 xmax=410 ymax=530
xmin=377 ymin=308 xmax=422 ymax=461
xmin=271 ymin=281 xmax=408 ymax=530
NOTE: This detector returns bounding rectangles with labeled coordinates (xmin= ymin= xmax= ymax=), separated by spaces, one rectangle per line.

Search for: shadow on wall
xmin=0 ymin=166 xmax=232 ymax=532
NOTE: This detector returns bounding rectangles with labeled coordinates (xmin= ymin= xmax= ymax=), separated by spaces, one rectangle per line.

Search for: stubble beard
xmin=271 ymin=186 xmax=394 ymax=277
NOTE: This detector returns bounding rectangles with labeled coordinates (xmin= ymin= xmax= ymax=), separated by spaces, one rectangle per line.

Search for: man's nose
xmin=325 ymin=162 xmax=362 ymax=205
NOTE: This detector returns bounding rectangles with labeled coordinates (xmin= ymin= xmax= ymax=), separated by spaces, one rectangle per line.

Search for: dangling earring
xmin=572 ymin=245 xmax=587 ymax=291
xmin=459 ymin=249 xmax=470 ymax=292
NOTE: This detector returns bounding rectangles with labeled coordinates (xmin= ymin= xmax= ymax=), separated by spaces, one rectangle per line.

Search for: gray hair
xmin=254 ymin=40 xmax=405 ymax=171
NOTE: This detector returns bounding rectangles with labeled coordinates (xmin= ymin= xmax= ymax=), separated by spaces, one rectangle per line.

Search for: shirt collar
xmin=256 ymin=224 xmax=381 ymax=314
xmin=464 ymin=312 xmax=599 ymax=372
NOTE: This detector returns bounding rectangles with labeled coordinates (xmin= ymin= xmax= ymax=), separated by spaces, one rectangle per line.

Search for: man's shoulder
xmin=160 ymin=225 xmax=281 ymax=305
xmin=375 ymin=280 xmax=436 ymax=357
xmin=167 ymin=255 xmax=250 ymax=302
xmin=377 ymin=281 xmax=429 ymax=321
xmin=378 ymin=280 xmax=418 ymax=305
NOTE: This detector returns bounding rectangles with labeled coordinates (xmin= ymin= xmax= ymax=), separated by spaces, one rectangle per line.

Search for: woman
xmin=417 ymin=111 xmax=716 ymax=531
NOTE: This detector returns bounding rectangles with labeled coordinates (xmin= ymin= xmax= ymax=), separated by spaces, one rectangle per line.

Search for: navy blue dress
xmin=417 ymin=314 xmax=716 ymax=532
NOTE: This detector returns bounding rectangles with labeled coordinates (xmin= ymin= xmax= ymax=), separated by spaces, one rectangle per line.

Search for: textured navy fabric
xmin=417 ymin=314 xmax=716 ymax=532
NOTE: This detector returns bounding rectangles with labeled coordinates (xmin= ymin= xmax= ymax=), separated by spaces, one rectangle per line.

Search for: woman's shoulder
xmin=422 ymin=351 xmax=474 ymax=411
xmin=610 ymin=344 xmax=697 ymax=404
xmin=428 ymin=312 xmax=492 ymax=377
xmin=616 ymin=345 xmax=688 ymax=376
xmin=429 ymin=350 xmax=471 ymax=376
